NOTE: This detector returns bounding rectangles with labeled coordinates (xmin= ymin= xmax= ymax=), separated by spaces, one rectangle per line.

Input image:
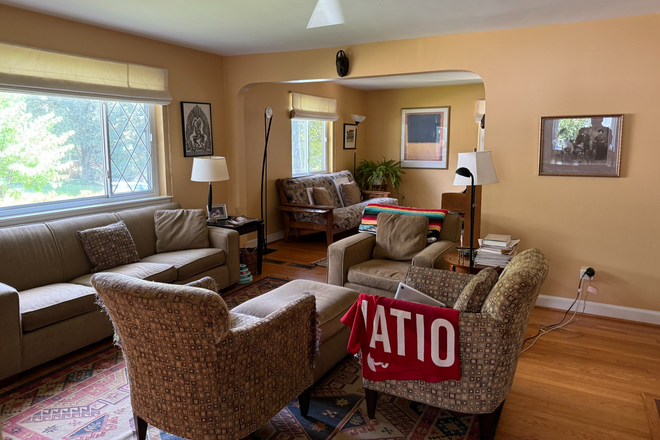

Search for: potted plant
xmin=355 ymin=157 xmax=405 ymax=191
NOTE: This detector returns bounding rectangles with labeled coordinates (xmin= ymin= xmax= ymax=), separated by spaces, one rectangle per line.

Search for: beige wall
xmin=242 ymin=82 xmax=366 ymax=237
xmin=0 ymin=4 xmax=227 ymax=210
xmin=363 ymin=83 xmax=485 ymax=207
xmin=223 ymin=14 xmax=660 ymax=313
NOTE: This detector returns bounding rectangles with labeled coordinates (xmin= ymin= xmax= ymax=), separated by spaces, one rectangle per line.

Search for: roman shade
xmin=0 ymin=42 xmax=172 ymax=105
xmin=290 ymin=92 xmax=338 ymax=121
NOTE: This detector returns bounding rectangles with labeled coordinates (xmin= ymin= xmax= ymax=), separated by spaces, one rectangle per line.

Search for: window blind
xmin=290 ymin=92 xmax=338 ymax=121
xmin=0 ymin=42 xmax=172 ymax=105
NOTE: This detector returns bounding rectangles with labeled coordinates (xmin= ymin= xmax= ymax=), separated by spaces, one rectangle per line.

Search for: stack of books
xmin=475 ymin=234 xmax=520 ymax=268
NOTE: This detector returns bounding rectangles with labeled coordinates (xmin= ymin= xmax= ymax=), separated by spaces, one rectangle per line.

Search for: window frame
xmin=0 ymin=95 xmax=161 ymax=222
xmin=291 ymin=119 xmax=330 ymax=177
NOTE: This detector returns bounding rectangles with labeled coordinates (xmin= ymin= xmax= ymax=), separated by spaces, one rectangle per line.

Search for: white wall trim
xmin=536 ymin=294 xmax=660 ymax=326
xmin=247 ymin=231 xmax=284 ymax=248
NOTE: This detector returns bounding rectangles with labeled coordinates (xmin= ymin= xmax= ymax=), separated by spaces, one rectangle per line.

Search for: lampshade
xmin=191 ymin=156 xmax=230 ymax=182
xmin=351 ymin=114 xmax=366 ymax=124
xmin=453 ymin=151 xmax=499 ymax=186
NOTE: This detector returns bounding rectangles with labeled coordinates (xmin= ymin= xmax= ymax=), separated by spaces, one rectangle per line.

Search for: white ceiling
xmin=1 ymin=0 xmax=659 ymax=56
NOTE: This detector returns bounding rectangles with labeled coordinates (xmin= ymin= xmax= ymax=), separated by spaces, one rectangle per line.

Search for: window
xmin=0 ymin=91 xmax=157 ymax=212
xmin=291 ymin=119 xmax=328 ymax=176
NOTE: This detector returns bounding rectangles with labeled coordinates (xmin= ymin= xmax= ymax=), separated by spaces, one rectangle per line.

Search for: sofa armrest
xmin=208 ymin=227 xmax=240 ymax=285
xmin=404 ymin=266 xmax=473 ymax=306
xmin=278 ymin=203 xmax=334 ymax=212
xmin=327 ymin=233 xmax=376 ymax=286
xmin=0 ymin=282 xmax=21 ymax=381
xmin=412 ymin=240 xmax=457 ymax=270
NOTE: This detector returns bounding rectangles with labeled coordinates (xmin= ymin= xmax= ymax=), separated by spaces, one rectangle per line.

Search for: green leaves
xmin=355 ymin=156 xmax=405 ymax=191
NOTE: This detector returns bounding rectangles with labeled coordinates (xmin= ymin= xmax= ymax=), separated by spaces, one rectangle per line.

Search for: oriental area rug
xmin=0 ymin=277 xmax=482 ymax=440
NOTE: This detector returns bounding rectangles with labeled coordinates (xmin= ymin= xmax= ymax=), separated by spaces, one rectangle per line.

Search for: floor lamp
xmin=453 ymin=150 xmax=499 ymax=273
xmin=260 ymin=107 xmax=276 ymax=254
xmin=351 ymin=114 xmax=366 ymax=176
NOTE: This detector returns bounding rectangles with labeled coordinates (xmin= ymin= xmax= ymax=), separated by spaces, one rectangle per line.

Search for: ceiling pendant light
xmin=307 ymin=0 xmax=345 ymax=29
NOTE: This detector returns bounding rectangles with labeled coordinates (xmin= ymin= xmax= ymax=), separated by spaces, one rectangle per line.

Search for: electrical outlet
xmin=580 ymin=266 xmax=594 ymax=280
xmin=402 ymin=193 xmax=406 ymax=199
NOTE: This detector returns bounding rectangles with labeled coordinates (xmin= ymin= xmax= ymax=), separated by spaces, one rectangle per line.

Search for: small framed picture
xmin=539 ymin=115 xmax=623 ymax=177
xmin=401 ymin=107 xmax=450 ymax=169
xmin=181 ymin=101 xmax=213 ymax=157
xmin=343 ymin=123 xmax=357 ymax=150
xmin=208 ymin=204 xmax=227 ymax=221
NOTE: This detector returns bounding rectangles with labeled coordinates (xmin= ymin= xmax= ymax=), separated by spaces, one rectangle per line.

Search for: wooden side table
xmin=361 ymin=190 xmax=390 ymax=200
xmin=208 ymin=217 xmax=264 ymax=274
xmin=444 ymin=252 xmax=503 ymax=275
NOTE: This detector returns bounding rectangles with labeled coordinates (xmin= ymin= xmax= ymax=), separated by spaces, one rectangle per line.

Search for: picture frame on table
xmin=401 ymin=107 xmax=450 ymax=169
xmin=539 ymin=114 xmax=623 ymax=177
xmin=208 ymin=204 xmax=228 ymax=222
xmin=343 ymin=123 xmax=357 ymax=150
xmin=181 ymin=101 xmax=213 ymax=157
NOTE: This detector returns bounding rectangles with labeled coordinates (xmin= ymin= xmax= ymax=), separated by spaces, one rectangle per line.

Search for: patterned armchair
xmin=362 ymin=249 xmax=549 ymax=440
xmin=91 ymin=273 xmax=318 ymax=440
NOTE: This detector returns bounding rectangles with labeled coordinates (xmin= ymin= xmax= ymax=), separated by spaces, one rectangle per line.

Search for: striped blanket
xmin=359 ymin=204 xmax=448 ymax=239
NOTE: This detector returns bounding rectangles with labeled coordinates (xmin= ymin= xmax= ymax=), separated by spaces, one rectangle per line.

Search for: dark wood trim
xmin=365 ymin=388 xmax=378 ymax=419
xmin=134 ymin=413 xmax=148 ymax=440
xmin=298 ymin=386 xmax=312 ymax=417
xmin=478 ymin=400 xmax=505 ymax=440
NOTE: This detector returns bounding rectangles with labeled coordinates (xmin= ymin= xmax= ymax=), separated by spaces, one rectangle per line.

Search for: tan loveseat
xmin=0 ymin=202 xmax=239 ymax=382
xmin=276 ymin=170 xmax=398 ymax=244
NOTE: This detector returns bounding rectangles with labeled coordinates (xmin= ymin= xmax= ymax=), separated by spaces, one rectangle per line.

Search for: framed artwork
xmin=208 ymin=204 xmax=228 ymax=221
xmin=343 ymin=123 xmax=357 ymax=150
xmin=539 ymin=115 xmax=623 ymax=177
xmin=401 ymin=107 xmax=450 ymax=169
xmin=181 ymin=101 xmax=213 ymax=157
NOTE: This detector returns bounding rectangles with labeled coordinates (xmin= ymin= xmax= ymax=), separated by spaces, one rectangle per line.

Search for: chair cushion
xmin=373 ymin=213 xmax=428 ymax=261
xmin=154 ymin=209 xmax=210 ymax=253
xmin=76 ymin=220 xmax=140 ymax=272
xmin=312 ymin=187 xmax=334 ymax=206
xmin=69 ymin=262 xmax=177 ymax=287
xmin=453 ymin=267 xmax=499 ymax=312
xmin=141 ymin=248 xmax=225 ymax=281
xmin=347 ymin=259 xmax=411 ymax=292
xmin=232 ymin=279 xmax=359 ymax=344
xmin=20 ymin=283 xmax=98 ymax=332
xmin=340 ymin=182 xmax=362 ymax=206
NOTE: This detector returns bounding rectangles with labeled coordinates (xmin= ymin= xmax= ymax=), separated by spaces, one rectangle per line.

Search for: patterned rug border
xmin=221 ymin=275 xmax=289 ymax=300
xmin=310 ymin=257 xmax=328 ymax=268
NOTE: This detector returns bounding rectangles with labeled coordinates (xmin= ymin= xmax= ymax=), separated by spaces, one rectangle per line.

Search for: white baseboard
xmin=535 ymin=294 xmax=660 ymax=326
xmin=247 ymin=231 xmax=284 ymax=248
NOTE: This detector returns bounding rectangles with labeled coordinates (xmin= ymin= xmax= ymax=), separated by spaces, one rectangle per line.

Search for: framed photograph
xmin=401 ymin=107 xmax=450 ymax=169
xmin=539 ymin=115 xmax=623 ymax=177
xmin=343 ymin=123 xmax=357 ymax=150
xmin=181 ymin=102 xmax=213 ymax=157
xmin=208 ymin=204 xmax=227 ymax=221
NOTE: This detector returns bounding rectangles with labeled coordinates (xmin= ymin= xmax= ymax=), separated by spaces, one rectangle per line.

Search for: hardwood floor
xmin=2 ymin=234 xmax=658 ymax=439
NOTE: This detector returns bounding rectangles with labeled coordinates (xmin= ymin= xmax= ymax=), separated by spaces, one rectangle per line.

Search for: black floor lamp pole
xmin=261 ymin=108 xmax=273 ymax=253
xmin=455 ymin=167 xmax=476 ymax=274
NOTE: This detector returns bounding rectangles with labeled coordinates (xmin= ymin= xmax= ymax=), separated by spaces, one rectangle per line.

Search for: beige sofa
xmin=0 ymin=202 xmax=239 ymax=382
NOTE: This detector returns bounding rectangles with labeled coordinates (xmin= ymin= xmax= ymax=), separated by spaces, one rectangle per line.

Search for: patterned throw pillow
xmin=77 ymin=221 xmax=140 ymax=272
xmin=453 ymin=267 xmax=499 ymax=312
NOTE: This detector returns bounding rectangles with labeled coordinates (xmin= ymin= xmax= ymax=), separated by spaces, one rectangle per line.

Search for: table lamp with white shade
xmin=453 ymin=150 xmax=499 ymax=273
xmin=191 ymin=156 xmax=230 ymax=220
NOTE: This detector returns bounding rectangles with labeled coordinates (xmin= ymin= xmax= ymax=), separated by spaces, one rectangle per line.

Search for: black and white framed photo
xmin=539 ymin=114 xmax=623 ymax=177
xmin=208 ymin=204 xmax=228 ymax=221
xmin=343 ymin=123 xmax=357 ymax=150
xmin=181 ymin=102 xmax=213 ymax=157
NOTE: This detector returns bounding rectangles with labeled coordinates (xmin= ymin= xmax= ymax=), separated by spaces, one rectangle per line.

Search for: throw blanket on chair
xmin=359 ymin=204 xmax=448 ymax=239
xmin=341 ymin=294 xmax=460 ymax=382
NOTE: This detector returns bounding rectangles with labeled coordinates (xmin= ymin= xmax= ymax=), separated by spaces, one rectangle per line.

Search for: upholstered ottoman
xmin=232 ymin=279 xmax=359 ymax=382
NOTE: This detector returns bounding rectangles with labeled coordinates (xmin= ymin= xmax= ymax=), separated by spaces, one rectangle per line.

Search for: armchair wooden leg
xmin=365 ymin=388 xmax=378 ymax=419
xmin=478 ymin=399 xmax=505 ymax=440
xmin=298 ymin=386 xmax=312 ymax=417
xmin=134 ymin=413 xmax=148 ymax=440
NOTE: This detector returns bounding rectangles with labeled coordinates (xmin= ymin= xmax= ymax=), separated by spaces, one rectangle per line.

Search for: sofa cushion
xmin=347 ymin=259 xmax=411 ymax=292
xmin=312 ymin=187 xmax=334 ymax=207
xmin=20 ymin=283 xmax=98 ymax=332
xmin=69 ymin=262 xmax=177 ymax=287
xmin=373 ymin=212 xmax=429 ymax=261
xmin=340 ymin=182 xmax=361 ymax=206
xmin=141 ymin=248 xmax=225 ymax=281
xmin=292 ymin=197 xmax=398 ymax=230
xmin=232 ymin=279 xmax=359 ymax=344
xmin=453 ymin=267 xmax=499 ymax=312
xmin=154 ymin=209 xmax=210 ymax=253
xmin=115 ymin=202 xmax=181 ymax=258
xmin=77 ymin=221 xmax=140 ymax=272
xmin=279 ymin=172 xmax=346 ymax=208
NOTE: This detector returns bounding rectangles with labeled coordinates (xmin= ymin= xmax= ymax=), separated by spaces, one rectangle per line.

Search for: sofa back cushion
xmin=0 ymin=224 xmax=64 ymax=291
xmin=340 ymin=182 xmax=362 ymax=206
xmin=373 ymin=213 xmax=428 ymax=261
xmin=279 ymin=171 xmax=352 ymax=208
xmin=154 ymin=209 xmax=210 ymax=253
xmin=115 ymin=202 xmax=181 ymax=258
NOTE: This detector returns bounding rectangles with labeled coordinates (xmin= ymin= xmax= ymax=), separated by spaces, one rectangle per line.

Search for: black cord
xmin=521 ymin=273 xmax=587 ymax=351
